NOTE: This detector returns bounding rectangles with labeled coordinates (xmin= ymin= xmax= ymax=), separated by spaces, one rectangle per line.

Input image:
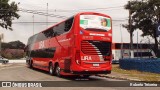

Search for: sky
xmin=0 ymin=0 xmax=154 ymax=44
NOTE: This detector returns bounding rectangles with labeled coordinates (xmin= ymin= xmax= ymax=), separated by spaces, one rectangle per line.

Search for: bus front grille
xmin=81 ymin=40 xmax=111 ymax=56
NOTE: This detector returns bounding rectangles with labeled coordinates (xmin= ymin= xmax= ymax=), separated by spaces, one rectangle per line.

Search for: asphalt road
xmin=0 ymin=63 xmax=121 ymax=81
xmin=0 ymin=62 xmax=159 ymax=90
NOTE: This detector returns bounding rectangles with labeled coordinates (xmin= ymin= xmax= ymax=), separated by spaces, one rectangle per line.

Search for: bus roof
xmin=29 ymin=12 xmax=111 ymax=38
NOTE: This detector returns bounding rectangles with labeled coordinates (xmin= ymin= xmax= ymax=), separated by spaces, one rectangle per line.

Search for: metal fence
xmin=119 ymin=58 xmax=160 ymax=73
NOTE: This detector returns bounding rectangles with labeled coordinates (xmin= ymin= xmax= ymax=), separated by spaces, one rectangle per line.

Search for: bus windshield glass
xmin=80 ymin=15 xmax=111 ymax=32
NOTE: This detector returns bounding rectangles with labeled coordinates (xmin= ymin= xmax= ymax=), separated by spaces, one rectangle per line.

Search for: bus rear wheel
xmin=29 ymin=60 xmax=33 ymax=68
xmin=55 ymin=64 xmax=61 ymax=77
xmin=49 ymin=63 xmax=54 ymax=75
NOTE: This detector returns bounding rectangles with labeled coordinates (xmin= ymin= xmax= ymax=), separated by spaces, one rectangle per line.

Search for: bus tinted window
xmin=43 ymin=28 xmax=54 ymax=38
xmin=65 ymin=17 xmax=74 ymax=32
xmin=55 ymin=22 xmax=65 ymax=36
xmin=36 ymin=28 xmax=55 ymax=42
xmin=27 ymin=34 xmax=38 ymax=45
xmin=37 ymin=33 xmax=46 ymax=42
xmin=54 ymin=17 xmax=74 ymax=36
xmin=27 ymin=17 xmax=74 ymax=44
xmin=30 ymin=48 xmax=56 ymax=58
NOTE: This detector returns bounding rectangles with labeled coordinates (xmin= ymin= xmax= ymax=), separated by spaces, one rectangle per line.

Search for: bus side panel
xmin=57 ymin=32 xmax=75 ymax=73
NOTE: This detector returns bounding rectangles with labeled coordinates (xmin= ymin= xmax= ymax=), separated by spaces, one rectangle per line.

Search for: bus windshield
xmin=80 ymin=15 xmax=111 ymax=32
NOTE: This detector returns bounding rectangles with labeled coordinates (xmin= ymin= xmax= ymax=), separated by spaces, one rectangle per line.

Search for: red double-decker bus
xmin=26 ymin=12 xmax=112 ymax=77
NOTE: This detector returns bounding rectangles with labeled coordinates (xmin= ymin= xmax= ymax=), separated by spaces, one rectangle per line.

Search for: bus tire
xmin=49 ymin=63 xmax=54 ymax=75
xmin=29 ymin=60 xmax=33 ymax=68
xmin=55 ymin=64 xmax=61 ymax=77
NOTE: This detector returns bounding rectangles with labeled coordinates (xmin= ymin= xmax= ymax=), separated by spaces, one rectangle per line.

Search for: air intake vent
xmin=81 ymin=40 xmax=111 ymax=55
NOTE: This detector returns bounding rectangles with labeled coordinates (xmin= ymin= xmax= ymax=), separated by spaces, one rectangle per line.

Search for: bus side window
xmin=55 ymin=23 xmax=65 ymax=36
xmin=53 ymin=31 xmax=58 ymax=37
xmin=53 ymin=17 xmax=74 ymax=36
xmin=43 ymin=28 xmax=54 ymax=38
xmin=52 ymin=28 xmax=56 ymax=37
xmin=38 ymin=32 xmax=46 ymax=41
xmin=64 ymin=17 xmax=74 ymax=32
xmin=54 ymin=26 xmax=60 ymax=36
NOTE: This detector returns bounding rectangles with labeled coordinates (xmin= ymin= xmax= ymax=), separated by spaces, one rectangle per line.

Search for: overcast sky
xmin=0 ymin=0 xmax=154 ymax=44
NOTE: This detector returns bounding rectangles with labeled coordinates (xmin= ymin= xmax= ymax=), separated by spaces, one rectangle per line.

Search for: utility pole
xmin=46 ymin=3 xmax=48 ymax=28
xmin=147 ymin=37 xmax=151 ymax=58
xmin=0 ymin=34 xmax=4 ymax=57
xmin=0 ymin=34 xmax=1 ymax=57
xmin=32 ymin=14 xmax=34 ymax=35
xmin=129 ymin=1 xmax=134 ymax=58
xmin=120 ymin=24 xmax=123 ymax=59
xmin=137 ymin=31 xmax=138 ymax=58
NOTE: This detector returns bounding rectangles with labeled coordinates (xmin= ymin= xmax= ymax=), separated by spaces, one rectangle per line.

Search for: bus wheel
xmin=49 ymin=63 xmax=54 ymax=75
xmin=55 ymin=64 xmax=61 ymax=77
xmin=29 ymin=60 xmax=33 ymax=68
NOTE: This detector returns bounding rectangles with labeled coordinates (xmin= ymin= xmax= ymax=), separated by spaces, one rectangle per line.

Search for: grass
xmin=112 ymin=64 xmax=160 ymax=81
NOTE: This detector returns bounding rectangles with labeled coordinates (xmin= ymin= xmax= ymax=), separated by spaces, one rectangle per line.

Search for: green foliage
xmin=1 ymin=40 xmax=26 ymax=59
xmin=2 ymin=40 xmax=25 ymax=49
xmin=125 ymin=0 xmax=160 ymax=37
xmin=0 ymin=0 xmax=20 ymax=30
xmin=124 ymin=0 xmax=160 ymax=55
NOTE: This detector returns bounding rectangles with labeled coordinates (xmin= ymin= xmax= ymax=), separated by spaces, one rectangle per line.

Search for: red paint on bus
xmin=25 ymin=12 xmax=112 ymax=77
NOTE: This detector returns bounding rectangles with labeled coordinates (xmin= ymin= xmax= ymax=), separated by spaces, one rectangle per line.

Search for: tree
xmin=1 ymin=40 xmax=26 ymax=59
xmin=9 ymin=40 xmax=25 ymax=49
xmin=0 ymin=0 xmax=20 ymax=30
xmin=124 ymin=0 xmax=160 ymax=56
xmin=2 ymin=40 xmax=26 ymax=49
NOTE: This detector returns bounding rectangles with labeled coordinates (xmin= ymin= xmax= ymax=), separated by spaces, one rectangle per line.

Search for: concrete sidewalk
xmin=99 ymin=71 xmax=141 ymax=81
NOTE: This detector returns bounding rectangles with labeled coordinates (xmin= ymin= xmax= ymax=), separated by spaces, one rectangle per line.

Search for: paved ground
xmin=1 ymin=60 xmax=140 ymax=81
xmin=0 ymin=61 xmax=159 ymax=90
xmin=99 ymin=71 xmax=141 ymax=81
xmin=0 ymin=63 xmax=123 ymax=81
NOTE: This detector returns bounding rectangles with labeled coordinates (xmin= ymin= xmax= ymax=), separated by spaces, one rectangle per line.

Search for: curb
xmin=97 ymin=74 xmax=141 ymax=81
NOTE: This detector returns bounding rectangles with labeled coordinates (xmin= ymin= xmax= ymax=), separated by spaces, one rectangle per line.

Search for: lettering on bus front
xmin=81 ymin=56 xmax=92 ymax=60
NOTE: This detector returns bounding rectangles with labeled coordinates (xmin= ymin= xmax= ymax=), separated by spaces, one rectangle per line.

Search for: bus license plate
xmin=93 ymin=64 xmax=99 ymax=67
